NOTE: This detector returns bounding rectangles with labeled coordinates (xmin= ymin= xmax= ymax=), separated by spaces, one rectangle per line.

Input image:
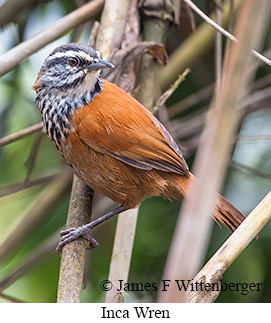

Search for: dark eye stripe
xmin=48 ymin=44 xmax=100 ymax=61
xmin=46 ymin=56 xmax=84 ymax=69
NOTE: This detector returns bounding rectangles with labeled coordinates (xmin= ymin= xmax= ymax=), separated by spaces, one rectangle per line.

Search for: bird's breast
xmin=38 ymin=96 xmax=74 ymax=149
xmin=35 ymin=78 xmax=103 ymax=150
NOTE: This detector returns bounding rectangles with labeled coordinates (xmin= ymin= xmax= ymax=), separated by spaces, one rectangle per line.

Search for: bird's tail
xmin=213 ymin=194 xmax=246 ymax=231
xmin=169 ymin=172 xmax=246 ymax=231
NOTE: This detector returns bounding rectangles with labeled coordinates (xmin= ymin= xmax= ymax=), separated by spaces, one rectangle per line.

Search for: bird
xmin=33 ymin=43 xmax=246 ymax=253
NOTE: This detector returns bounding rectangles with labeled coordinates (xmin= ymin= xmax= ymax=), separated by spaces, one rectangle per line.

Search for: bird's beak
xmin=85 ymin=59 xmax=114 ymax=71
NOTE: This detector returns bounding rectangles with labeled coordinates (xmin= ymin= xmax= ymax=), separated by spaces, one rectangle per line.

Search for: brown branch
xmin=0 ymin=0 xmax=104 ymax=77
xmin=96 ymin=0 xmax=131 ymax=59
xmin=57 ymin=176 xmax=94 ymax=303
xmin=136 ymin=0 xmax=172 ymax=111
xmin=159 ymin=0 xmax=270 ymax=303
xmin=0 ymin=122 xmax=43 ymax=148
xmin=0 ymin=0 xmax=44 ymax=27
xmin=104 ymin=41 xmax=164 ymax=89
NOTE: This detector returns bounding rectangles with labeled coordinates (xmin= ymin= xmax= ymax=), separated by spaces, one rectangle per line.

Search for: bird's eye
xmin=68 ymin=57 xmax=79 ymax=67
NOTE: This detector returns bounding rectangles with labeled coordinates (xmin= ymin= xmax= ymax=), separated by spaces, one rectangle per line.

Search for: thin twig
xmin=173 ymin=110 xmax=206 ymax=140
xmin=70 ymin=0 xmax=89 ymax=42
xmin=0 ymin=169 xmax=72 ymax=263
xmin=186 ymin=191 xmax=271 ymax=302
xmin=0 ymin=233 xmax=59 ymax=292
xmin=252 ymin=73 xmax=271 ymax=91
xmin=184 ymin=0 xmax=236 ymax=41
xmin=89 ymin=21 xmax=100 ymax=47
xmin=172 ymin=0 xmax=181 ymax=25
xmin=104 ymin=42 xmax=166 ymax=87
xmin=227 ymin=0 xmax=235 ymax=34
xmin=24 ymin=132 xmax=43 ymax=182
xmin=168 ymin=69 xmax=271 ymax=118
xmin=154 ymin=68 xmax=191 ymax=112
xmin=155 ymin=69 xmax=191 ymax=151
xmin=0 ymin=293 xmax=25 ymax=303
xmin=0 ymin=122 xmax=43 ymax=148
xmin=185 ymin=2 xmax=196 ymax=31
xmin=215 ymin=0 xmax=222 ymax=94
xmin=0 ymin=0 xmax=104 ymax=77
xmin=74 ymin=0 xmax=86 ymax=7
xmin=183 ymin=0 xmax=271 ymax=67
xmin=237 ymin=134 xmax=271 ymax=142
xmin=154 ymin=69 xmax=191 ymax=139
xmin=0 ymin=173 xmax=59 ymax=198
xmin=173 ymin=88 xmax=271 ymax=144
xmin=159 ymin=0 xmax=270 ymax=303
xmin=231 ymin=160 xmax=271 ymax=181
xmin=168 ymin=83 xmax=213 ymax=117
xmin=159 ymin=0 xmax=243 ymax=88
xmin=168 ymin=78 xmax=271 ymax=143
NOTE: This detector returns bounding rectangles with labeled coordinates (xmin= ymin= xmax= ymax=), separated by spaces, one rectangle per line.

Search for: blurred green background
xmin=0 ymin=0 xmax=270 ymax=303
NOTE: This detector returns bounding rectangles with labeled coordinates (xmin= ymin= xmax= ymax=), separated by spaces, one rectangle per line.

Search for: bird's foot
xmin=56 ymin=224 xmax=99 ymax=255
xmin=56 ymin=205 xmax=128 ymax=255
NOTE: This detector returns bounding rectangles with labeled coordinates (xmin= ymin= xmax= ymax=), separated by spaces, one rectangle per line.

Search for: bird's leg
xmin=56 ymin=205 xmax=129 ymax=254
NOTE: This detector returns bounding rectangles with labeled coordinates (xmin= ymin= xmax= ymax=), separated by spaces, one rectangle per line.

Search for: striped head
xmin=33 ymin=43 xmax=114 ymax=92
xmin=33 ymin=43 xmax=114 ymax=149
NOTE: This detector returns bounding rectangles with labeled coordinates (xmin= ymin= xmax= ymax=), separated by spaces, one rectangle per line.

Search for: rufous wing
xmin=75 ymin=80 xmax=189 ymax=176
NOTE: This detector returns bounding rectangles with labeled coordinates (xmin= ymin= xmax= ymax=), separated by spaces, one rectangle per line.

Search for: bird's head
xmin=33 ymin=43 xmax=114 ymax=92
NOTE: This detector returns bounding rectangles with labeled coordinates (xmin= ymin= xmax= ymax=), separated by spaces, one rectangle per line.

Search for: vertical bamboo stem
xmin=105 ymin=0 xmax=173 ymax=302
xmin=57 ymin=177 xmax=94 ymax=303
